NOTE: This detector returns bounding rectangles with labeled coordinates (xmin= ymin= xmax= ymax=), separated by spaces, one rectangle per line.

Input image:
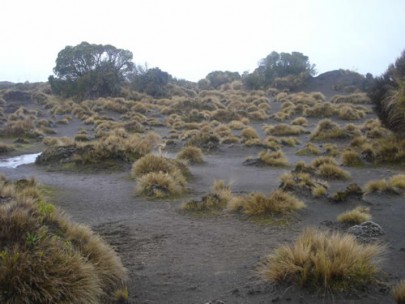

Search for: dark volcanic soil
xmin=0 ymin=95 xmax=404 ymax=304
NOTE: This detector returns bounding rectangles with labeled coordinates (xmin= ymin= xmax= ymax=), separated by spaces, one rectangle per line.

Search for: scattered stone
xmin=348 ymin=221 xmax=383 ymax=242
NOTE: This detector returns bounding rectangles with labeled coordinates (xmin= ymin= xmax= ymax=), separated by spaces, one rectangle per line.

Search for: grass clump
xmin=316 ymin=163 xmax=351 ymax=180
xmin=341 ymin=150 xmax=363 ymax=166
xmin=337 ymin=206 xmax=372 ymax=224
xmin=310 ymin=119 xmax=347 ymax=141
xmin=393 ymin=280 xmax=405 ymax=304
xmin=181 ymin=180 xmax=233 ymax=213
xmin=259 ymin=150 xmax=289 ymax=166
xmin=176 ymin=146 xmax=204 ymax=164
xmin=0 ymin=176 xmax=127 ymax=303
xmin=264 ymin=124 xmax=304 ymax=136
xmin=364 ymin=174 xmax=405 ymax=195
xmin=228 ymin=189 xmax=305 ymax=216
xmin=296 ymin=143 xmax=321 ymax=156
xmin=258 ymin=228 xmax=384 ymax=291
xmin=132 ymin=154 xmax=190 ymax=198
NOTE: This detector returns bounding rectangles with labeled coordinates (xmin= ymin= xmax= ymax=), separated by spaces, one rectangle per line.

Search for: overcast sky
xmin=2 ymin=0 xmax=404 ymax=83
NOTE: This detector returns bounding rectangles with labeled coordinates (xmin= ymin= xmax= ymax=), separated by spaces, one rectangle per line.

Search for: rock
xmin=348 ymin=221 xmax=383 ymax=241
xmin=35 ymin=145 xmax=78 ymax=165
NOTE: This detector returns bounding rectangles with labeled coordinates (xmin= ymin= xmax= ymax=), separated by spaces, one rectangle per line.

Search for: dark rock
xmin=348 ymin=221 xmax=383 ymax=242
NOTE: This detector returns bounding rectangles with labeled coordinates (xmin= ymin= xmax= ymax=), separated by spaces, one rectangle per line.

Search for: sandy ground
xmin=1 ymin=99 xmax=405 ymax=303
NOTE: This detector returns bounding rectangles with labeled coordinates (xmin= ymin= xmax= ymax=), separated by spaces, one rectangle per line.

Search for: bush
xmin=310 ymin=119 xmax=347 ymax=141
xmin=258 ymin=228 xmax=384 ymax=291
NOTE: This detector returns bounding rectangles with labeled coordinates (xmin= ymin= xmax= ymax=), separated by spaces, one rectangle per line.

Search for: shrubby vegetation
xmin=243 ymin=51 xmax=316 ymax=90
xmin=368 ymin=50 xmax=405 ymax=137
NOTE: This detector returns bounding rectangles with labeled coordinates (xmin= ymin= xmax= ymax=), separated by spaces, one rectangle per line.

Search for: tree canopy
xmin=243 ymin=51 xmax=316 ymax=90
xmin=132 ymin=67 xmax=172 ymax=98
xmin=49 ymin=42 xmax=135 ymax=99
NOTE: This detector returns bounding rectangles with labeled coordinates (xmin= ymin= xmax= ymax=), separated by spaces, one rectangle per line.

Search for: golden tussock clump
xmin=310 ymin=119 xmax=348 ymax=141
xmin=0 ymin=176 xmax=127 ymax=303
xmin=363 ymin=174 xmax=405 ymax=195
xmin=341 ymin=150 xmax=363 ymax=166
xmin=176 ymin=146 xmax=205 ymax=164
xmin=291 ymin=116 xmax=308 ymax=127
xmin=296 ymin=143 xmax=321 ymax=156
xmin=181 ymin=179 xmax=233 ymax=212
xmin=132 ymin=154 xmax=190 ymax=198
xmin=241 ymin=126 xmax=260 ymax=140
xmin=393 ymin=280 xmax=405 ymax=304
xmin=337 ymin=206 xmax=372 ymax=224
xmin=227 ymin=189 xmax=305 ymax=216
xmin=258 ymin=228 xmax=384 ymax=291
xmin=263 ymin=124 xmax=304 ymax=136
xmin=259 ymin=150 xmax=289 ymax=166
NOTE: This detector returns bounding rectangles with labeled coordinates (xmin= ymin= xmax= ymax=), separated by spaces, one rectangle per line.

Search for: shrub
xmin=176 ymin=146 xmax=204 ymax=164
xmin=258 ymin=228 xmax=384 ymax=291
xmin=393 ymin=280 xmax=405 ymax=304
xmin=337 ymin=206 xmax=371 ymax=224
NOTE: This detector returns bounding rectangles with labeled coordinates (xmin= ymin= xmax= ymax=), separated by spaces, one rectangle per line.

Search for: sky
xmin=1 ymin=0 xmax=405 ymax=83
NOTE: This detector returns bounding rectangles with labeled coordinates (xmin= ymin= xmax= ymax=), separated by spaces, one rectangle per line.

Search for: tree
xmin=132 ymin=67 xmax=171 ymax=98
xmin=49 ymin=42 xmax=135 ymax=99
xmin=243 ymin=51 xmax=316 ymax=89
xmin=202 ymin=71 xmax=241 ymax=89
xmin=368 ymin=50 xmax=405 ymax=137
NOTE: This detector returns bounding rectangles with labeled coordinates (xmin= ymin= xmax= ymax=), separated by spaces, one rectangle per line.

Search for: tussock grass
xmin=279 ymin=172 xmax=328 ymax=197
xmin=0 ymin=176 xmax=127 ymax=303
xmin=337 ymin=206 xmax=371 ymax=224
xmin=296 ymin=143 xmax=320 ymax=156
xmin=136 ymin=170 xmax=186 ymax=198
xmin=181 ymin=180 xmax=233 ymax=212
xmin=341 ymin=150 xmax=363 ymax=166
xmin=393 ymin=280 xmax=405 ymax=304
xmin=310 ymin=119 xmax=348 ymax=141
xmin=316 ymin=163 xmax=351 ymax=180
xmin=259 ymin=150 xmax=289 ymax=166
xmin=241 ymin=126 xmax=260 ymax=140
xmin=291 ymin=116 xmax=308 ymax=127
xmin=258 ymin=228 xmax=384 ymax=291
xmin=132 ymin=154 xmax=190 ymax=198
xmin=364 ymin=174 xmax=405 ymax=195
xmin=228 ymin=189 xmax=305 ymax=216
xmin=330 ymin=92 xmax=371 ymax=104
xmin=264 ymin=124 xmax=304 ymax=136
xmin=177 ymin=146 xmax=204 ymax=164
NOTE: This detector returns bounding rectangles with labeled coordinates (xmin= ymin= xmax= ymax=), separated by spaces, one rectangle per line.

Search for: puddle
xmin=0 ymin=153 xmax=41 ymax=168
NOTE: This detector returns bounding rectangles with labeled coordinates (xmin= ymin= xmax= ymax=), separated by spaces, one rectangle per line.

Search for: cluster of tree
xmin=368 ymin=50 xmax=405 ymax=137
xmin=49 ymin=42 xmax=172 ymax=99
xmin=242 ymin=51 xmax=316 ymax=90
xmin=197 ymin=71 xmax=241 ymax=90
